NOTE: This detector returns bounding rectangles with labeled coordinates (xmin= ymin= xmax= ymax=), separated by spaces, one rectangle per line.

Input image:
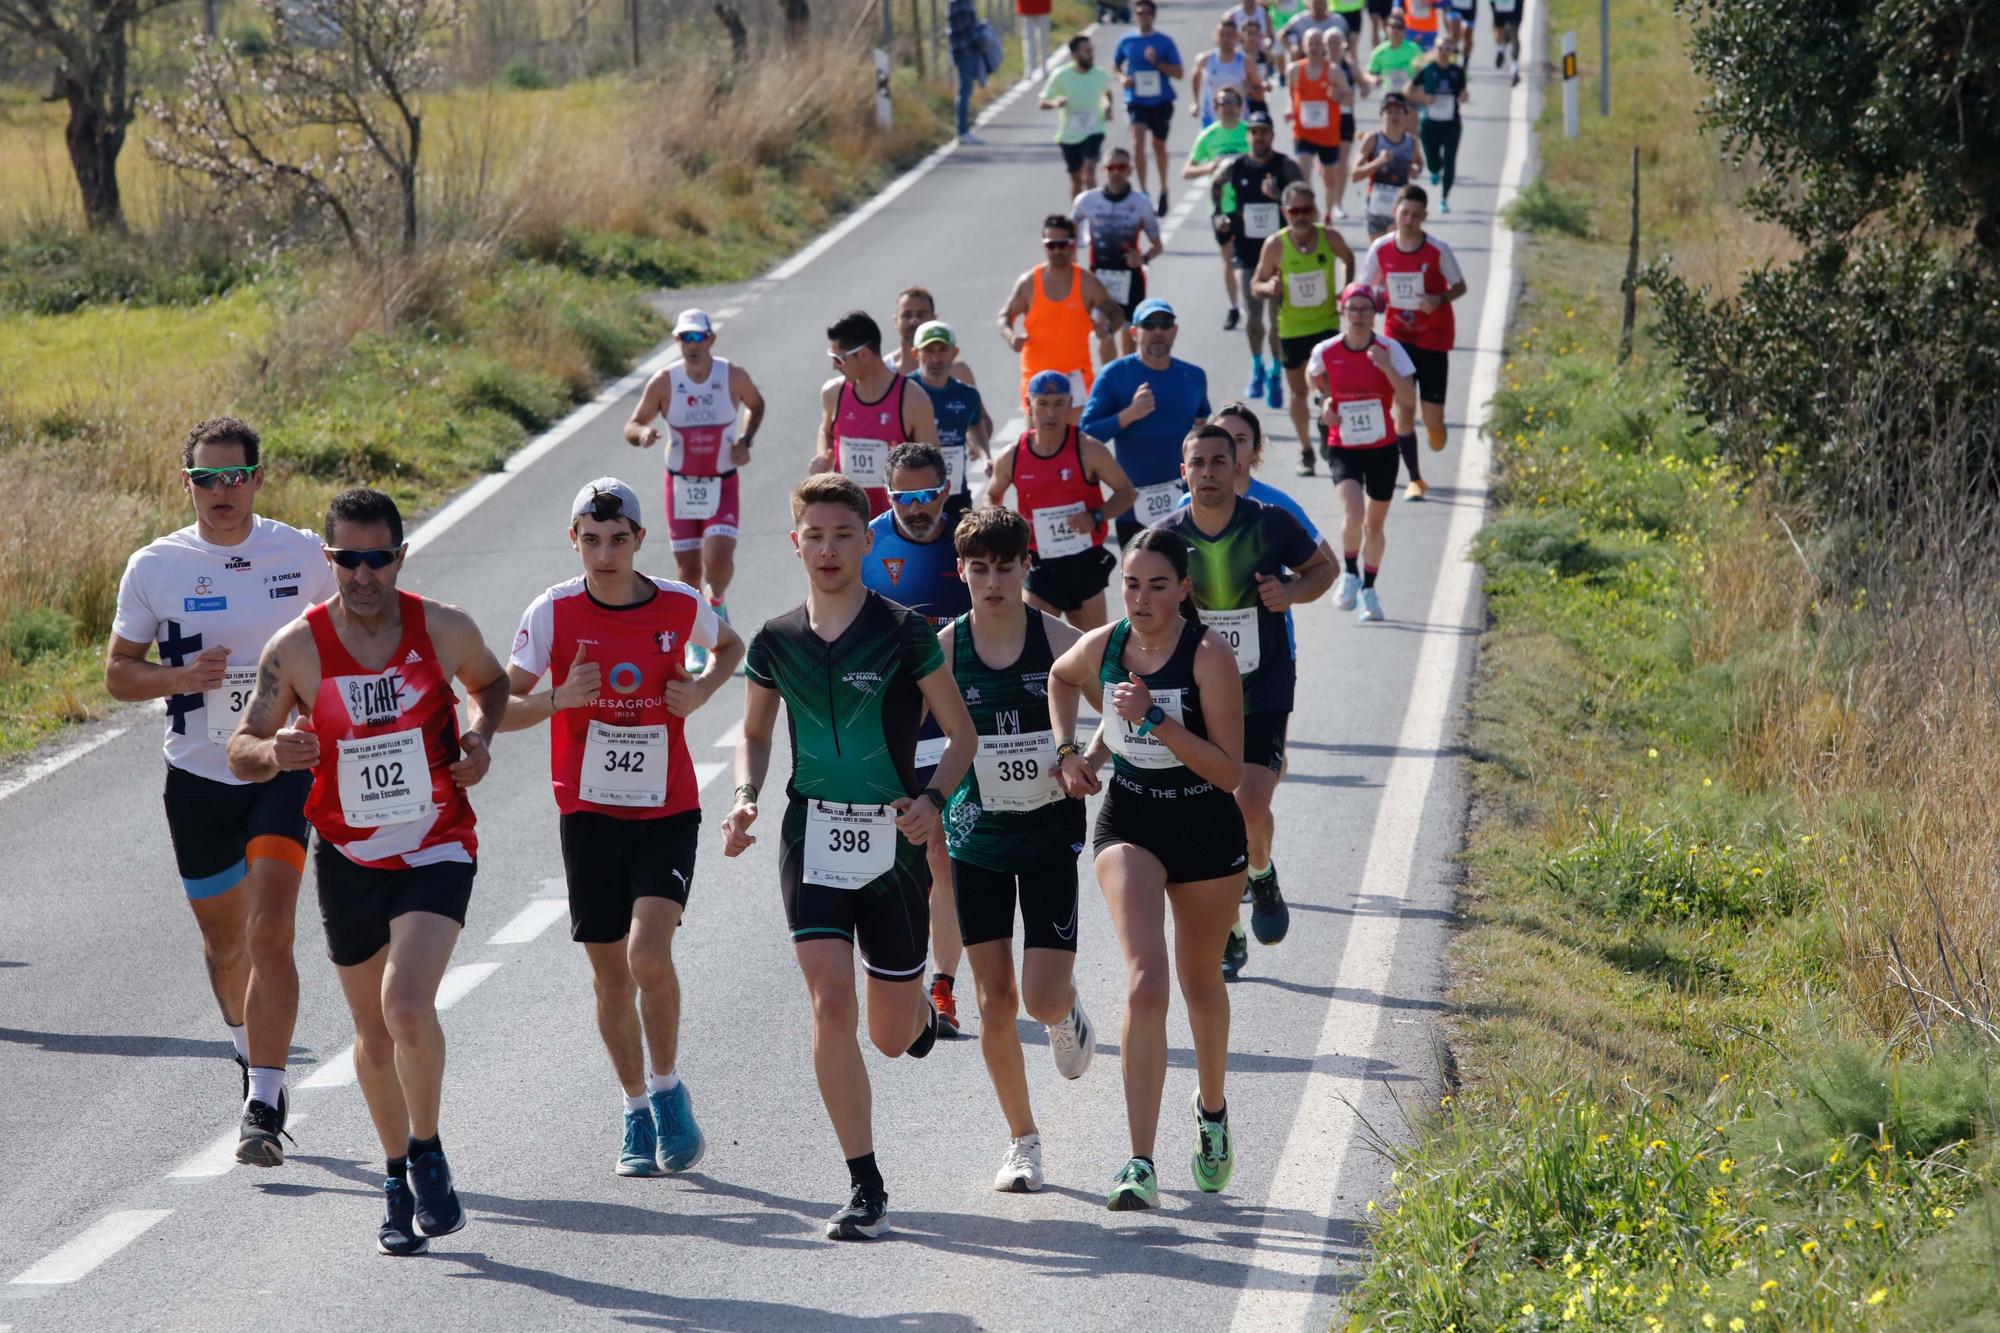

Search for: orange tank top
xmin=1020 ymin=264 xmax=1096 ymax=398
xmin=1403 ymin=0 xmax=1440 ymax=35
xmin=1290 ymin=61 xmax=1341 ymax=146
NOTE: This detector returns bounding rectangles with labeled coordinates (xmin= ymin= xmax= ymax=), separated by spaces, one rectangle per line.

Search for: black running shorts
xmin=1128 ymin=102 xmax=1173 ymax=140
xmin=1091 ymin=773 xmax=1248 ymax=884
xmin=1061 ymin=134 xmax=1107 ymax=173
xmin=1243 ymin=710 xmax=1290 ymax=775
xmin=559 ymin=808 xmax=699 ymax=943
xmin=162 ymin=764 xmax=311 ymax=900
xmin=952 ymin=852 xmax=1084 ymax=951
xmin=779 ymin=798 xmax=931 ymax=981
xmin=1028 ymin=544 xmax=1118 ymax=613
xmin=1280 ymin=330 xmax=1331 ymax=370
xmin=315 ymin=839 xmax=475 ymax=968
xmin=1404 ymin=343 xmax=1451 ymax=405
xmin=1326 ymin=442 xmax=1400 ymax=502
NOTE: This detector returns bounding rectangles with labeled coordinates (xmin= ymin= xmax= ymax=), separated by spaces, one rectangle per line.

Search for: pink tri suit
xmin=831 ymin=373 xmax=916 ymax=519
xmin=658 ymin=356 xmax=743 ymax=552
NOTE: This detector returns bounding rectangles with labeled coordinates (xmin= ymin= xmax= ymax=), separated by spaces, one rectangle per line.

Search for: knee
xmin=1179 ymin=966 xmax=1229 ymax=1012
xmin=380 ymin=987 xmax=435 ymax=1045
xmin=1020 ymin=976 xmax=1070 ymax=1026
xmin=353 ymin=1025 xmax=396 ymax=1071
xmin=867 ymin=1000 xmax=917 ymax=1057
xmin=593 ymin=967 xmax=639 ymax=1010
xmin=627 ymin=948 xmax=675 ymax=995
xmin=705 ymin=551 xmax=735 ymax=586
xmin=201 ymin=925 xmax=246 ymax=969
xmin=808 ymin=983 xmax=859 ymax=1035
xmin=245 ymin=911 xmax=294 ymax=964
xmin=976 ymin=972 xmax=1021 ymax=1024
xmin=1126 ymin=965 xmax=1172 ymax=1021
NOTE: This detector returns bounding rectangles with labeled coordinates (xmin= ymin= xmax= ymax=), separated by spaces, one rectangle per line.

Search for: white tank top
xmin=663 ymin=357 xmax=738 ymax=476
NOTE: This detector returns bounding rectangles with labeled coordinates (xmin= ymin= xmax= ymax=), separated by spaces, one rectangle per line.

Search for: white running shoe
xmin=1047 ymin=995 xmax=1095 ymax=1080
xmin=1332 ymin=204 xmax=1350 ymax=220
xmin=1358 ymin=587 xmax=1385 ymax=622
xmin=994 ymin=1135 xmax=1045 ymax=1193
xmin=1333 ymin=570 xmax=1361 ymax=610
xmin=958 ymin=131 xmax=986 ymax=145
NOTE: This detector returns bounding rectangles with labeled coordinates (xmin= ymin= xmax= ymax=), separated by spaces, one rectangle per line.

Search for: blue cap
xmin=1132 ymin=298 xmax=1176 ymax=325
xmin=1027 ymin=370 xmax=1073 ymax=397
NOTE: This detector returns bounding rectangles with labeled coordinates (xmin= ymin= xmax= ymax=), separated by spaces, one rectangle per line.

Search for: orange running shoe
xmin=929 ymin=975 xmax=961 ymax=1038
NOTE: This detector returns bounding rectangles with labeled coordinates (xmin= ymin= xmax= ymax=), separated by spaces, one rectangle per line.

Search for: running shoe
xmin=1511 ymin=67 xmax=1521 ymax=86
xmin=1332 ymin=203 xmax=1349 ymax=220
xmin=1297 ymin=449 xmax=1316 ymax=477
xmin=407 ymin=1148 xmax=466 ymax=1238
xmin=930 ymin=975 xmax=961 ymax=1038
xmin=1334 ymin=569 xmax=1361 ymax=610
xmin=1222 ymin=922 xmax=1249 ymax=981
xmin=1106 ymin=1157 xmax=1159 ymax=1211
xmin=1191 ymin=1092 xmax=1235 ymax=1193
xmin=377 ymin=1176 xmax=429 ymax=1256
xmin=1358 ymin=587 xmax=1386 ymax=622
xmin=907 ymin=1001 xmax=939 ymax=1059
xmin=1441 ymin=197 xmax=1452 ymax=214
xmin=1224 ymin=306 xmax=1241 ymax=332
xmin=1407 ymin=478 xmax=1429 ymax=501
xmin=1047 ymin=994 xmax=1095 ymax=1079
xmin=1266 ymin=373 xmax=1284 ymax=411
xmin=994 ymin=1135 xmax=1045 ymax=1193
xmin=1495 ymin=48 xmax=1505 ymax=67
xmin=958 ymin=131 xmax=987 ymax=145
xmin=1246 ymin=362 xmax=1266 ymax=399
xmin=1157 ymin=191 xmax=1169 ymax=215
xmin=826 ymin=1182 xmax=890 ymax=1240
xmin=651 ymin=1082 xmax=706 ymax=1173
xmin=235 ymin=1096 xmax=290 ymax=1168
xmin=1249 ymin=866 xmax=1291 ymax=945
xmin=618 ymin=1106 xmax=663 ymax=1177
xmin=685 ymin=641 xmax=709 ymax=675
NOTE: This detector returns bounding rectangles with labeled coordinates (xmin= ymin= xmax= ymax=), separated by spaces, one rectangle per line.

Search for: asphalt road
xmin=0 ymin=8 xmax=1535 ymax=1328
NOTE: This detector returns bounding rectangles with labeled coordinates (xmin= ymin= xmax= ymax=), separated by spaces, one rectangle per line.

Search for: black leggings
xmin=1421 ymin=118 xmax=1463 ymax=198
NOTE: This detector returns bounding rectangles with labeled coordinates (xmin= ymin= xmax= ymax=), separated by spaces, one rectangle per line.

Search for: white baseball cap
xmin=672 ymin=309 xmax=715 ymax=339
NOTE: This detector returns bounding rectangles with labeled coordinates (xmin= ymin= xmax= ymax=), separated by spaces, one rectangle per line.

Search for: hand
xmin=553 ymin=643 xmax=600 ymax=710
xmin=1263 ymin=175 xmax=1281 ymax=198
xmin=1255 ymin=570 xmax=1294 ymax=612
xmin=892 ymin=793 xmax=941 ymax=846
xmin=1365 ymin=343 xmax=1393 ymax=372
xmin=1065 ymin=510 xmax=1096 ymax=535
xmin=1143 ymin=42 xmax=1156 ymax=61
xmin=1127 ymin=382 xmax=1156 ymax=422
xmin=1051 ymin=95 xmax=1068 ymax=107
xmin=1189 ymin=103 xmax=1200 ymax=118
xmin=449 ymin=731 xmax=491 ymax=788
xmin=807 ymin=451 xmax=834 ymax=474
xmin=633 ymin=425 xmax=660 ymax=447
xmin=182 ymin=645 xmax=231 ymax=693
xmin=1056 ymin=752 xmax=1101 ymax=798
xmin=1123 ymin=73 xmax=1136 ymax=90
xmin=731 ymin=439 xmax=753 ymax=467
xmin=1419 ymin=293 xmax=1444 ymax=313
xmin=1110 ymin=671 xmax=1154 ymax=724
xmin=662 ymin=651 xmax=705 ymax=717
xmin=1005 ymin=330 xmax=1028 ymax=354
xmin=272 ymin=724 xmax=319 ymax=771
xmin=721 ymin=800 xmax=759 ymax=856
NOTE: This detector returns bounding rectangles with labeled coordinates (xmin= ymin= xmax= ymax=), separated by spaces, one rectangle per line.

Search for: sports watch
xmin=1135 ymin=704 xmax=1167 ymax=737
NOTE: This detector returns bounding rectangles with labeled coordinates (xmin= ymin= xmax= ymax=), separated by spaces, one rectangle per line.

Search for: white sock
xmin=623 ymin=1092 xmax=649 ymax=1114
xmin=646 ymin=1070 xmax=681 ymax=1094
xmin=227 ymin=1023 xmax=250 ymax=1062
xmin=247 ymin=1066 xmax=285 ymax=1108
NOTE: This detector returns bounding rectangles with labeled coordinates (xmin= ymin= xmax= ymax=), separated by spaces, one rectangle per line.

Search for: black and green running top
xmin=745 ymin=591 xmax=945 ymax=805
xmin=942 ymin=612 xmax=1086 ymax=871
xmin=1153 ymin=496 xmax=1317 ymax=714
xmin=1099 ymin=615 xmax=1210 ymax=786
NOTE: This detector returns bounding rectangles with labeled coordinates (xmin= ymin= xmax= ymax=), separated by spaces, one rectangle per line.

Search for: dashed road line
xmin=487 ymin=898 xmax=570 ymax=946
xmin=8 ymin=1210 xmax=173 ymax=1286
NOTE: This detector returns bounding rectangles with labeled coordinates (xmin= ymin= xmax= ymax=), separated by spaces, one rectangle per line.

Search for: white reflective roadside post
xmin=1561 ymin=31 xmax=1579 ymax=139
xmin=877 ymin=47 xmax=894 ymax=129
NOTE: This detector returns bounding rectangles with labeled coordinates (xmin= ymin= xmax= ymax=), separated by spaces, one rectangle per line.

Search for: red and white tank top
xmin=1013 ymin=426 xmax=1106 ymax=557
xmin=832 ymin=374 xmax=912 ymax=506
xmin=1315 ymin=334 xmax=1405 ymax=450
xmin=1362 ymin=231 xmax=1465 ymax=351
xmin=304 ymin=593 xmax=476 ymax=867
xmin=663 ymin=357 xmax=738 ymax=476
xmin=509 ymin=576 xmax=719 ymax=820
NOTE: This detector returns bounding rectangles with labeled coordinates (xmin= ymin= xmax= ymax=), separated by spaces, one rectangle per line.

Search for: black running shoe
xmin=377 ymin=1177 xmax=429 ymax=1256
xmin=234 ymin=1097 xmax=291 ymax=1167
xmin=1249 ymin=867 xmax=1292 ymax=945
xmin=407 ymin=1149 xmax=465 ymax=1238
xmin=1224 ymin=306 xmax=1242 ymax=332
xmin=1222 ymin=923 xmax=1249 ymax=981
xmin=1157 ymin=191 xmax=1169 ymax=215
xmin=907 ymin=1002 xmax=939 ymax=1059
xmin=826 ymin=1182 xmax=890 ymax=1240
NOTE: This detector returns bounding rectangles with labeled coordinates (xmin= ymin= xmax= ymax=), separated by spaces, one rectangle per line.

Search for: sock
xmin=624 ymin=1092 xmax=650 ymax=1114
xmin=247 ymin=1066 xmax=285 ymax=1108
xmin=407 ymin=1133 xmax=441 ymax=1159
xmin=386 ymin=1154 xmax=409 ymax=1181
xmin=1013 ymin=1132 xmax=1041 ymax=1146
xmin=227 ymin=1023 xmax=250 ymax=1062
xmin=1230 ymin=920 xmax=1247 ymax=939
xmin=1249 ymin=863 xmax=1273 ymax=880
xmin=1134 ymin=1155 xmax=1155 ymax=1170
xmin=1343 ymin=551 xmax=1359 ymax=576
xmin=646 ymin=1070 xmax=681 ymax=1094
xmin=932 ymin=973 xmax=954 ymax=992
xmin=1363 ymin=565 xmax=1380 ymax=589
xmin=847 ymin=1151 xmax=884 ymax=1193
xmin=907 ymin=1003 xmax=939 ymax=1058
xmin=1199 ymin=1098 xmax=1228 ymax=1123
xmin=1396 ymin=432 xmax=1422 ymax=482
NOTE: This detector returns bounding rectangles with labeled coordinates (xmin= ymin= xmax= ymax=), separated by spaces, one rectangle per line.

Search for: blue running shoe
xmin=377 ymin=1176 xmax=428 ymax=1256
xmin=618 ymin=1107 xmax=663 ymax=1177
xmin=407 ymin=1148 xmax=465 ymax=1238
xmin=1267 ymin=373 xmax=1284 ymax=412
xmin=1246 ymin=362 xmax=1267 ymax=399
xmin=651 ymin=1082 xmax=706 ymax=1172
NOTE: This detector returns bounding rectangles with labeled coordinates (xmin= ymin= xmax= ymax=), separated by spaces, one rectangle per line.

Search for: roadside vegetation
xmin=1345 ymin=0 xmax=2000 ymax=1326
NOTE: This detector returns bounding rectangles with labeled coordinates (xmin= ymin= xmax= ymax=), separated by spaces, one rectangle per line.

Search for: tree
xmin=147 ymin=0 xmax=463 ymax=259
xmin=0 ymin=0 xmax=186 ymax=231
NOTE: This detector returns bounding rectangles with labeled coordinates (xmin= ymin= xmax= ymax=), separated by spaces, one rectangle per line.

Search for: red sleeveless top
xmin=1013 ymin=426 xmax=1107 ymax=553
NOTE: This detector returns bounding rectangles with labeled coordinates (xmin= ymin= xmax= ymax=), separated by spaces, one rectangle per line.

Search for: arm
xmin=1081 ymin=435 xmax=1139 ymax=523
xmin=664 ymin=619 xmax=746 ymax=717
xmin=812 ymin=378 xmax=841 ymax=473
xmin=731 ymin=364 xmax=765 ymax=465
xmin=624 ymin=370 xmax=671 ymax=447
xmin=984 ymin=442 xmax=1018 ymax=507
xmin=903 ymin=378 xmax=941 ymax=449
xmin=106 ymin=633 xmax=228 ymax=702
xmin=897 ymin=665 xmax=978 ymax=845
xmin=436 ymin=606 xmax=509 ymax=787
xmin=1257 ymin=547 xmax=1337 ymax=611
xmin=950 ymin=358 xmax=980 ymax=388
xmin=1250 ymin=233 xmax=1284 ymax=300
xmin=1079 ymin=370 xmax=1133 ymax=441
xmin=1330 ymin=227 xmax=1357 ymax=285
xmin=1188 ymin=52 xmax=1206 ymax=116
xmin=997 ymin=273 xmax=1032 ymax=352
xmin=721 ymin=681 xmax=781 ymax=856
xmin=1080 ymin=270 xmax=1125 ymax=334
xmin=226 ymin=622 xmax=319 ymax=783
xmin=1049 ymin=629 xmax=1109 ymax=797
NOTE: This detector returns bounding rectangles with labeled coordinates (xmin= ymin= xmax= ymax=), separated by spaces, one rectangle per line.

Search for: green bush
xmin=1543 ymin=812 xmax=1812 ymax=922
xmin=498 ymin=58 xmax=552 ymax=90
xmin=2 ymin=608 xmax=81 ymax=664
xmin=1479 ymin=510 xmax=1628 ymax=581
xmin=1503 ymin=178 xmax=1594 ymax=238
xmin=455 ymin=361 xmax=563 ymax=430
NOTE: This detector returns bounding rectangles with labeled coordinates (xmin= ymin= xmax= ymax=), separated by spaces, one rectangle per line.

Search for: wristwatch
xmin=1089 ymin=507 xmax=1106 ymax=527
xmin=1135 ymin=704 xmax=1167 ymax=737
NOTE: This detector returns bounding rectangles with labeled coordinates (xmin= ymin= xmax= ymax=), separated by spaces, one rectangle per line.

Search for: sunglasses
xmin=1137 ymin=318 xmax=1176 ymax=330
xmin=1105 ymin=163 xmax=1132 ymax=172
xmin=889 ymin=487 xmax=945 ymax=506
xmin=677 ymin=331 xmax=710 ymax=344
xmin=184 ymin=465 xmax=260 ymax=489
xmin=326 ymin=547 xmax=403 ymax=570
xmin=828 ymin=345 xmax=866 ymax=366
xmin=1286 ymin=205 xmax=1317 ymax=216
xmin=1043 ymin=239 xmax=1075 ymax=250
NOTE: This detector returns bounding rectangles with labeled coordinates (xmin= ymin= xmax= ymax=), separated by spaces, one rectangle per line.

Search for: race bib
xmin=1338 ymin=398 xmax=1389 ymax=445
xmin=1287 ymin=268 xmax=1329 ymax=309
xmin=803 ymin=802 xmax=896 ymax=889
xmin=914 ymin=735 xmax=949 ymax=769
xmin=204 ymin=666 xmax=259 ymax=744
xmin=1095 ymin=267 xmax=1133 ymax=306
xmin=1427 ymin=91 xmax=1457 ymax=122
xmin=974 ymin=731 xmax=1063 ymax=812
xmin=1387 ymin=270 xmax=1426 ymax=311
xmin=1032 ymin=501 xmax=1093 ymax=559
xmin=336 ymin=729 xmax=431 ymax=827
xmin=1200 ymin=606 xmax=1262 ymax=676
xmin=1107 ymin=687 xmax=1186 ymax=770
xmin=1133 ymin=70 xmax=1163 ymax=99
xmin=1300 ymin=99 xmax=1330 ymax=130
xmin=1242 ymin=202 xmax=1280 ymax=240
xmin=1368 ymin=180 xmax=1401 ymax=217
xmin=943 ymin=443 xmax=968 ymax=496
xmin=837 ymin=437 xmax=889 ymax=487
xmin=1492 ymin=0 xmax=1518 ymax=11
xmin=1136 ymin=480 xmax=1184 ymax=525
xmin=673 ymin=474 xmax=721 ymax=521
xmin=580 ymin=720 xmax=668 ymax=807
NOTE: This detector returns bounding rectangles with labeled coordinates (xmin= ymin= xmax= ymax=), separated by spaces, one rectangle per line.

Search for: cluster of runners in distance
xmin=105 ymin=0 xmax=1485 ymax=1253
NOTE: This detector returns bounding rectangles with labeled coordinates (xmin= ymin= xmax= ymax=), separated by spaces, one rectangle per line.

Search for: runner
xmin=997 ymin=215 xmax=1125 ymax=419
xmin=1491 ymin=0 xmax=1523 ymax=85
xmin=1401 ymin=0 xmax=1442 ymax=49
xmin=886 ymin=286 xmax=978 ymax=388
xmin=1049 ymin=528 xmax=1247 ymax=1210
xmin=1307 ymin=282 xmax=1419 ymax=619
xmin=1365 ymin=0 xmax=1395 ymax=47
xmin=1327 ymin=29 xmax=1364 ymax=218
xmin=1079 ymin=298 xmax=1212 ymax=540
xmin=1180 ymin=87 xmax=1252 ymax=330
xmin=1039 ymin=34 xmax=1115 ymax=197
xmin=1188 ymin=19 xmax=1262 ymax=128
xmin=1446 ymin=0 xmax=1476 ymax=67
xmin=1364 ymin=13 xmax=1425 ymax=94
xmin=1017 ymin=0 xmax=1051 ymax=80
xmin=722 ymin=474 xmax=978 ymax=1241
xmin=1250 ymin=181 xmax=1355 ymax=474
xmin=623 ymin=308 xmax=765 ymax=672
xmin=815 ymin=309 xmax=942 ymax=519
xmin=1285 ymin=31 xmax=1354 ymax=242
xmin=107 ymin=416 xmax=337 ymax=1164
xmin=938 ymin=506 xmax=1098 ymax=1193
xmin=1360 ymin=184 xmax=1467 ymax=462
xmin=859 ymin=444 xmax=974 ymax=1038
xmin=1353 ymin=90 xmax=1424 ymax=240
xmin=1410 ymin=38 xmax=1469 ymax=212
xmin=1225 ymin=0 xmax=1279 ymax=112
xmin=1211 ymin=110 xmax=1303 ymax=409
xmin=1279 ymin=0 xmax=1350 ymax=57
xmin=1071 ymin=148 xmax=1163 ymax=357
xmin=988 ymin=370 xmax=1138 ymax=630
xmin=1114 ymin=0 xmax=1183 ymax=213
xmin=907 ymin=320 xmax=992 ymax=513
xmin=229 ymin=487 xmax=508 ymax=1254
xmin=1331 ymin=0 xmax=1369 ymax=45
xmin=1155 ymin=423 xmax=1334 ymax=979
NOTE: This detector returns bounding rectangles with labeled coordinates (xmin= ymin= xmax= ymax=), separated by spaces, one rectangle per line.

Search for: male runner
xmin=988 ymin=370 xmax=1139 ymax=630
xmin=1181 ymin=87 xmax=1252 ymax=329
xmin=997 ymin=215 xmax=1125 ymax=416
xmin=816 ymin=309 xmax=942 ymax=519
xmin=1114 ymin=0 xmax=1182 ymax=211
xmin=1071 ymin=148 xmax=1163 ymax=356
xmin=1155 ymin=426 xmax=1333 ymax=978
xmin=886 ymin=285 xmax=979 ymax=387
xmin=1353 ymin=90 xmax=1424 ymax=239
xmin=1039 ymin=34 xmax=1115 ymax=197
xmin=1212 ymin=111 xmax=1304 ymax=407
xmin=938 ymin=507 xmax=1097 ymax=1193
xmin=1491 ymin=0 xmax=1523 ymax=85
xmin=230 ymin=487 xmax=508 ymax=1254
xmin=860 ymin=444 xmax=974 ymax=1036
xmin=108 ymin=416 xmax=337 ymax=1164
xmin=1280 ymin=0 xmax=1350 ymax=53
xmin=501 ymin=479 xmax=744 ymax=1179
xmin=624 ymin=308 xmax=765 ymax=672
xmin=1364 ymin=15 xmax=1425 ymax=94
xmin=1188 ymin=19 xmax=1262 ymax=127
xmin=1079 ymin=298 xmax=1212 ymax=542
xmin=908 ymin=320 xmax=992 ymax=512
xmin=723 ymin=474 xmax=978 ymax=1241
xmin=1251 ymin=180 xmax=1355 ymax=473
xmin=1287 ymin=29 xmax=1355 ymax=229
xmin=1359 ymin=184 xmax=1467 ymax=466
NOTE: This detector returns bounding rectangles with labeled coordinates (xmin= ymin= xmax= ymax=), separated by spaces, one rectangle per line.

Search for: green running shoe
xmin=1222 ymin=922 xmax=1249 ymax=981
xmin=1106 ymin=1157 xmax=1159 ymax=1212
xmin=1191 ymin=1092 xmax=1234 ymax=1193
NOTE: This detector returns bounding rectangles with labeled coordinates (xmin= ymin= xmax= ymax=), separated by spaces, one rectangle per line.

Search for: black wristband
xmin=919 ymin=786 xmax=946 ymax=812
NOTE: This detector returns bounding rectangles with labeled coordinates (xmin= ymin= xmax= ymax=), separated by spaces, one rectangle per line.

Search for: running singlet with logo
xmin=663 ymin=358 xmax=738 ymax=476
xmin=510 ymin=576 xmax=721 ymax=820
xmin=942 ymin=613 xmax=1085 ymax=870
xmin=1071 ymin=187 xmax=1160 ymax=307
xmin=1312 ymin=331 xmax=1415 ymax=448
xmin=913 ymin=375 xmax=984 ymax=504
xmin=1154 ymin=497 xmax=1317 ymax=714
xmin=863 ymin=508 xmax=971 ymax=627
xmin=303 ymin=593 xmax=477 ymax=867
xmin=1276 ymin=226 xmax=1344 ymax=340
xmin=1013 ymin=426 xmax=1108 ymax=558
xmin=1361 ymin=231 xmax=1465 ymax=350
xmin=1099 ymin=616 xmax=1211 ymax=789
xmin=112 ymin=516 xmax=338 ymax=784
xmin=833 ymin=375 xmax=913 ymax=516
xmin=1020 ymin=265 xmax=1097 ymax=403
xmin=745 ymin=591 xmax=944 ymax=805
xmin=1221 ymin=153 xmax=1303 ymax=265
xmin=1174 ymin=476 xmax=1321 ymax=655
xmin=1362 ymin=130 xmax=1417 ymax=221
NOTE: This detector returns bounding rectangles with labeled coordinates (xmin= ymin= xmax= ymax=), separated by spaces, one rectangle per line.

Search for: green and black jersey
xmin=1153 ymin=496 xmax=1317 ymax=714
xmin=745 ymin=591 xmax=945 ymax=806
xmin=943 ymin=613 xmax=1087 ymax=870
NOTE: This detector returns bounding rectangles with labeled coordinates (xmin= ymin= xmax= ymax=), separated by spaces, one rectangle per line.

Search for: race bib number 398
xmin=803 ymin=803 xmax=897 ymax=889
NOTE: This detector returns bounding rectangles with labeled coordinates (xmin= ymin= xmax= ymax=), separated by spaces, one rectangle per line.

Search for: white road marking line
xmin=714 ymin=305 xmax=742 ymax=319
xmin=712 ymin=719 xmax=743 ymax=749
xmin=8 ymin=1210 xmax=173 ymax=1285
xmin=167 ymin=1114 xmax=311 ymax=1180
xmin=435 ymin=962 xmax=500 ymax=1012
xmin=297 ymin=1046 xmax=356 ymax=1090
xmin=538 ymin=876 xmax=568 ymax=898
xmin=0 ymin=725 xmax=130 ymax=808
xmin=1227 ymin=27 xmax=1537 ymax=1331
xmin=487 ymin=898 xmax=569 ymax=946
